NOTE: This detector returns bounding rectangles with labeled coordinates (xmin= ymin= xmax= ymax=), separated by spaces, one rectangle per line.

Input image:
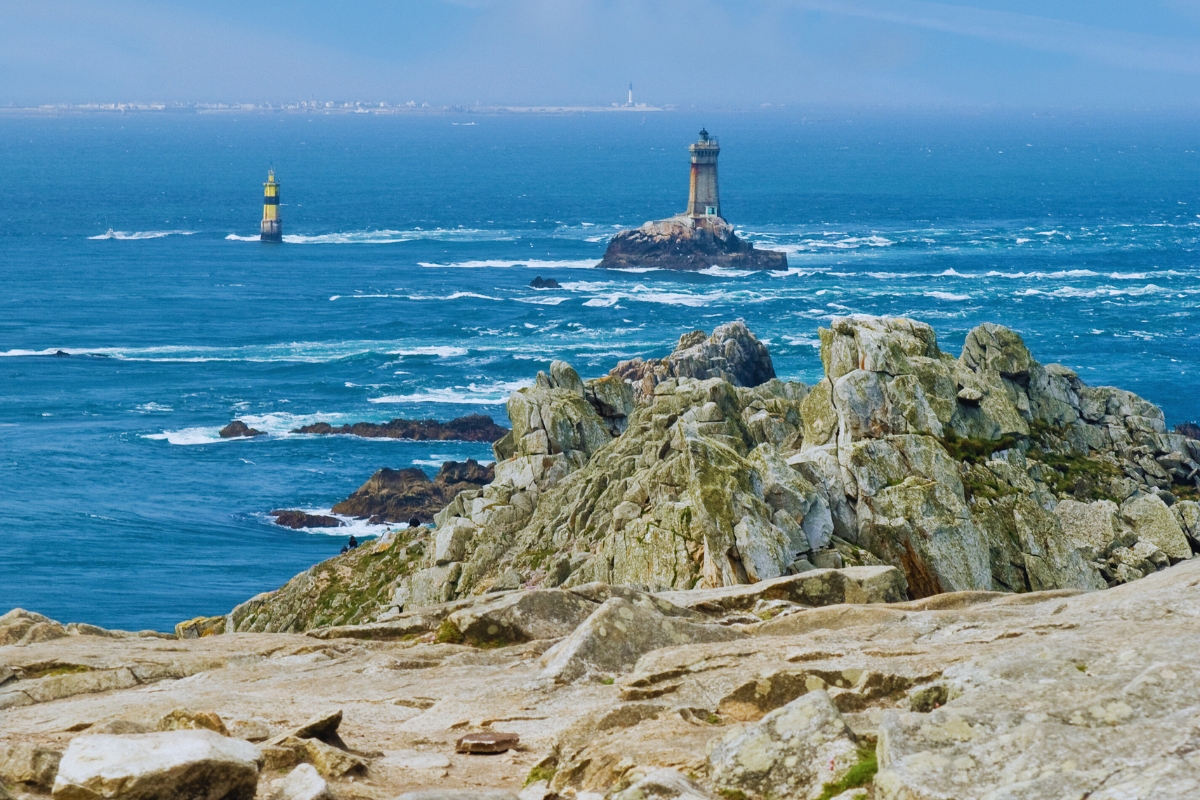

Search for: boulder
xmin=395 ymin=792 xmax=518 ymax=800
xmin=0 ymin=743 xmax=61 ymax=792
xmin=158 ymin=708 xmax=229 ymax=736
xmin=598 ymin=215 xmax=787 ymax=273
xmin=269 ymin=764 xmax=330 ymax=800
xmin=446 ymin=589 xmax=597 ymax=645
xmin=538 ymin=597 xmax=746 ymax=683
xmin=707 ymin=690 xmax=863 ymax=800
xmin=218 ymin=420 xmax=264 ymax=438
xmin=455 ymin=732 xmax=519 ymax=754
xmin=1121 ymin=494 xmax=1192 ymax=561
xmin=300 ymin=739 xmax=365 ymax=778
xmin=1054 ymin=499 xmax=1119 ymax=551
xmin=175 ymin=615 xmax=227 ymax=639
xmin=0 ymin=608 xmax=68 ymax=646
xmin=611 ymin=768 xmax=714 ymax=800
xmin=52 ymin=730 xmax=261 ymax=800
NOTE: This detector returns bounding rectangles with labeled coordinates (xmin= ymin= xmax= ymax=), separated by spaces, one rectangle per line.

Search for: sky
xmin=4 ymin=0 xmax=1200 ymax=108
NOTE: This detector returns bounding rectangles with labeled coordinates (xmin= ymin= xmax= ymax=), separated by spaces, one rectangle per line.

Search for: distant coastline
xmin=0 ymin=102 xmax=669 ymax=116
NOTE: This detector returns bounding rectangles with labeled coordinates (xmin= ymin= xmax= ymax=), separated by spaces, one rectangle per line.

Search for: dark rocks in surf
xmin=599 ymin=216 xmax=787 ymax=272
xmin=530 ymin=276 xmax=562 ymax=289
xmin=332 ymin=459 xmax=494 ymax=524
xmin=270 ymin=510 xmax=344 ymax=530
xmin=292 ymin=414 xmax=507 ymax=443
xmin=219 ymin=420 xmax=265 ymax=438
xmin=1177 ymin=422 xmax=1200 ymax=440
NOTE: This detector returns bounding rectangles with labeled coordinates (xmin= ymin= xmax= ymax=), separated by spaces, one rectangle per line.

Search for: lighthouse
xmin=260 ymin=169 xmax=282 ymax=242
xmin=686 ymin=129 xmax=720 ymax=220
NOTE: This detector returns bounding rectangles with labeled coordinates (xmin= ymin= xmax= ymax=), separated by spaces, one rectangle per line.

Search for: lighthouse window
xmin=706 ymin=206 xmax=716 ymax=216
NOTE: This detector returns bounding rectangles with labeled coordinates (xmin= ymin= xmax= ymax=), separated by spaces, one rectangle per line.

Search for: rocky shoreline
xmin=5 ymin=315 xmax=1200 ymax=800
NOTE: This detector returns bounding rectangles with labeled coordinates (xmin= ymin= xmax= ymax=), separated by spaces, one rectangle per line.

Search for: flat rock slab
xmin=455 ymin=732 xmax=519 ymax=754
xmin=654 ymin=566 xmax=907 ymax=615
xmin=52 ymin=730 xmax=261 ymax=800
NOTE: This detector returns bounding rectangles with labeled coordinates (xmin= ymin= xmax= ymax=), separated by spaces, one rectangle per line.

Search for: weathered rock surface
xmin=292 ymin=414 xmax=507 ymax=443
xmin=207 ymin=316 xmax=1200 ymax=638
xmin=270 ymin=763 xmax=331 ymax=800
xmin=332 ymin=460 xmax=494 ymax=525
xmin=219 ymin=420 xmax=264 ymax=439
xmin=6 ymin=560 xmax=1200 ymax=798
xmin=52 ymin=730 xmax=262 ymax=800
xmin=538 ymin=597 xmax=746 ymax=684
xmin=599 ymin=215 xmax=787 ymax=272
xmin=707 ymin=690 xmax=861 ymax=800
xmin=0 ymin=742 xmax=62 ymax=792
xmin=611 ymin=321 xmax=776 ymax=399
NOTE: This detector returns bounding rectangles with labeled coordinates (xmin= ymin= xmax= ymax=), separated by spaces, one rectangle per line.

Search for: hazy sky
xmin=4 ymin=0 xmax=1200 ymax=108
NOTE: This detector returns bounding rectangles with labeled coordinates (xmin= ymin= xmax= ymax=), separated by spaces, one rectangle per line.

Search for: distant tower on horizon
xmin=686 ymin=128 xmax=720 ymax=220
xmin=628 ymin=82 xmax=633 ymax=106
xmin=260 ymin=169 xmax=282 ymax=242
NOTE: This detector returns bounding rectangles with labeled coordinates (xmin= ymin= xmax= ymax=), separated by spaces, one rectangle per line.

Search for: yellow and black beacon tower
xmin=260 ymin=169 xmax=282 ymax=242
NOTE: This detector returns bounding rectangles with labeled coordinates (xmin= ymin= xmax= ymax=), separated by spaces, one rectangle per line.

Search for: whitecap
xmin=388 ymin=346 xmax=468 ymax=358
xmin=134 ymin=402 xmax=173 ymax=413
xmin=369 ymin=379 xmax=533 ymax=406
xmin=418 ymin=259 xmax=598 ymax=269
xmin=515 ymin=296 xmax=569 ymax=305
xmin=90 ymin=230 xmax=196 ymax=240
xmin=699 ymin=266 xmax=755 ymax=278
xmin=925 ymin=291 xmax=971 ymax=301
xmin=225 ymin=234 xmax=259 ymax=242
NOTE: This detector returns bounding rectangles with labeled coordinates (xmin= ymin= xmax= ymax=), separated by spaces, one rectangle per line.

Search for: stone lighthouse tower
xmin=686 ymin=128 xmax=720 ymax=220
xmin=260 ymin=169 xmax=282 ymax=242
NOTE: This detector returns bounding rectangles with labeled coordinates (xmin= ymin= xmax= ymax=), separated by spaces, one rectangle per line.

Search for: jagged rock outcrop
xmin=217 ymin=316 xmax=1198 ymax=633
xmin=292 ymin=414 xmax=507 ymax=443
xmin=331 ymin=460 xmax=494 ymax=524
xmin=611 ymin=321 xmax=776 ymax=400
xmin=599 ymin=216 xmax=787 ymax=272
xmin=219 ymin=420 xmax=264 ymax=439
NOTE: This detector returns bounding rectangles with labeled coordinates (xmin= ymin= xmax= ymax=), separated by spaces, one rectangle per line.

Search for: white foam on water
xmin=0 ymin=340 xmax=469 ymax=364
xmin=1015 ymin=284 xmax=1179 ymax=299
xmin=583 ymin=294 xmax=622 ymax=307
xmin=90 ymin=230 xmax=196 ymax=240
xmin=143 ymin=427 xmax=223 ymax=446
xmin=782 ymin=334 xmax=823 ymax=348
xmin=699 ymin=266 xmax=756 ymax=278
xmin=418 ymin=259 xmax=598 ymax=270
xmin=388 ymin=346 xmax=469 ymax=358
xmin=515 ymin=296 xmax=570 ymax=305
xmin=926 ymin=291 xmax=971 ymax=301
xmin=407 ymin=291 xmax=504 ymax=302
xmin=134 ymin=402 xmax=173 ymax=413
xmin=369 ymin=379 xmax=533 ymax=406
xmin=225 ymin=234 xmax=259 ymax=241
xmin=266 ymin=509 xmax=389 ymax=538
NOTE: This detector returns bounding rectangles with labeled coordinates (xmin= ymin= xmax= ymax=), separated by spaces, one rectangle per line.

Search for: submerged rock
xmin=599 ymin=215 xmax=787 ymax=272
xmin=529 ymin=276 xmax=562 ymax=289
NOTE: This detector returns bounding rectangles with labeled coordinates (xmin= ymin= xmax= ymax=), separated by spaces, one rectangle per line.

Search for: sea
xmin=2 ymin=110 xmax=1198 ymax=631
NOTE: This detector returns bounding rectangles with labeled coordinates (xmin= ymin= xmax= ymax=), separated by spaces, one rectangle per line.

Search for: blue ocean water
xmin=1 ymin=110 xmax=1198 ymax=630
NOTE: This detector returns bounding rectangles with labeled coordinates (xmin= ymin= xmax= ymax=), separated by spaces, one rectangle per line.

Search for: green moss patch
xmin=525 ymin=765 xmax=556 ymax=786
xmin=434 ymin=619 xmax=464 ymax=644
xmin=24 ymin=662 xmax=94 ymax=679
xmin=816 ymin=745 xmax=878 ymax=800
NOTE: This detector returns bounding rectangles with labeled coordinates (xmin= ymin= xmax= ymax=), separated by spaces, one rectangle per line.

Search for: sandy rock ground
xmin=5 ymin=558 xmax=1200 ymax=798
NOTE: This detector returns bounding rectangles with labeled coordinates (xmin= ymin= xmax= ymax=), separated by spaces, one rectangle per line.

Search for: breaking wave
xmin=90 ymin=230 xmax=196 ymax=240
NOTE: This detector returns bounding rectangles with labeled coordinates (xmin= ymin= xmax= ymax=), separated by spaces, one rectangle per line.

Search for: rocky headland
xmin=598 ymin=216 xmax=787 ymax=272
xmin=293 ymin=414 xmax=507 ymax=443
xmin=332 ymin=460 xmax=496 ymax=526
xmin=5 ymin=315 xmax=1200 ymax=800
